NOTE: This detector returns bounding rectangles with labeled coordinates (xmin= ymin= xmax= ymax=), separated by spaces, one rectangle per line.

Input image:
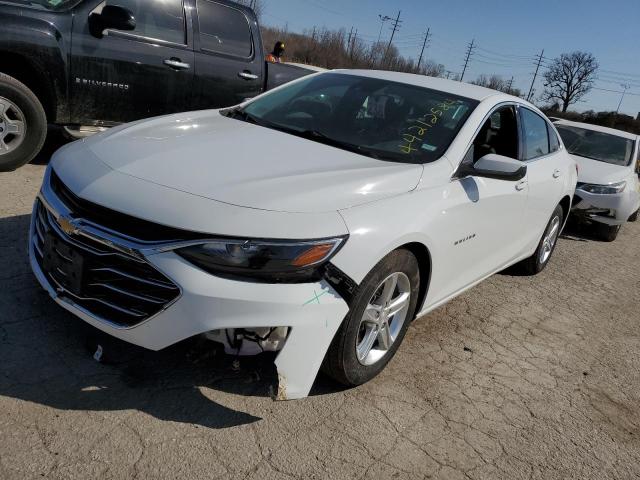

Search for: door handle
xmin=515 ymin=180 xmax=528 ymax=191
xmin=164 ymin=58 xmax=191 ymax=70
xmin=238 ymin=71 xmax=259 ymax=80
xmin=553 ymin=169 xmax=562 ymax=178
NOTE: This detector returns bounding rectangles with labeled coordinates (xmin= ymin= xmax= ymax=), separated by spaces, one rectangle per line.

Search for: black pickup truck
xmin=0 ymin=0 xmax=317 ymax=171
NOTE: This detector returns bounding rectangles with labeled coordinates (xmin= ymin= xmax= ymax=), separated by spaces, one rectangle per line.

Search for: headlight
xmin=176 ymin=236 xmax=347 ymax=282
xmin=579 ymin=181 xmax=626 ymax=195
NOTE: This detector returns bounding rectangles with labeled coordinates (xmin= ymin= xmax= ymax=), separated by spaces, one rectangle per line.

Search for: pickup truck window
xmin=197 ymin=0 xmax=253 ymax=57
xmin=104 ymin=0 xmax=186 ymax=45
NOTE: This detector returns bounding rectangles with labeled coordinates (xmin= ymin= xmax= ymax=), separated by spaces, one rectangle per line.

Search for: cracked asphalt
xmin=1 ymin=149 xmax=640 ymax=479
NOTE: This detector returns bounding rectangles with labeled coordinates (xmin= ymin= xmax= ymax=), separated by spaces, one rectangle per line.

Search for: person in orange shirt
xmin=266 ymin=41 xmax=285 ymax=63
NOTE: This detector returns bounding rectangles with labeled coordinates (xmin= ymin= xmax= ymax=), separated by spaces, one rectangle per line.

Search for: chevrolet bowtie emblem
xmin=57 ymin=215 xmax=78 ymax=236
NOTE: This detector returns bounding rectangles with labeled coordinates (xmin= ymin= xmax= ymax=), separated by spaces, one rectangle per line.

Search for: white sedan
xmin=555 ymin=120 xmax=640 ymax=241
xmin=29 ymin=71 xmax=577 ymax=399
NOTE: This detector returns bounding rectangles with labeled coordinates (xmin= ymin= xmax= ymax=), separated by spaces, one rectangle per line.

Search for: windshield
xmin=556 ymin=125 xmax=634 ymax=166
xmin=232 ymin=73 xmax=478 ymax=164
xmin=6 ymin=0 xmax=77 ymax=9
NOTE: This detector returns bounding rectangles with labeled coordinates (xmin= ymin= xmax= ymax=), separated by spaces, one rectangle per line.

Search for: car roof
xmin=554 ymin=119 xmax=639 ymax=141
xmin=331 ymin=69 xmax=522 ymax=103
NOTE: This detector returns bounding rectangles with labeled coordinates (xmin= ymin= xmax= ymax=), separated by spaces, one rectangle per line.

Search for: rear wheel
xmin=322 ymin=249 xmax=420 ymax=386
xmin=596 ymin=223 xmax=621 ymax=242
xmin=0 ymin=73 xmax=47 ymax=172
xmin=514 ymin=204 xmax=564 ymax=275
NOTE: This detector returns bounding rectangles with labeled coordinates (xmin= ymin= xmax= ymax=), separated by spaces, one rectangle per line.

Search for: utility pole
xmin=506 ymin=76 xmax=514 ymax=94
xmin=460 ymin=39 xmax=475 ymax=82
xmin=616 ymin=84 xmax=630 ymax=113
xmin=350 ymin=29 xmax=358 ymax=59
xmin=444 ymin=70 xmax=454 ymax=79
xmin=527 ymin=49 xmax=544 ymax=102
xmin=416 ymin=27 xmax=431 ymax=72
xmin=377 ymin=15 xmax=392 ymax=43
xmin=384 ymin=10 xmax=402 ymax=68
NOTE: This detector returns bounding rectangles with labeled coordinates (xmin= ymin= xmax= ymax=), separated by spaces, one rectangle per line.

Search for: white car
xmin=554 ymin=120 xmax=640 ymax=241
xmin=29 ymin=71 xmax=577 ymax=399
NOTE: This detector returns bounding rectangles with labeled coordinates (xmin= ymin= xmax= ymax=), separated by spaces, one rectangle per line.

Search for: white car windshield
xmin=556 ymin=125 xmax=635 ymax=166
xmin=232 ymin=73 xmax=478 ymax=164
xmin=7 ymin=0 xmax=77 ymax=8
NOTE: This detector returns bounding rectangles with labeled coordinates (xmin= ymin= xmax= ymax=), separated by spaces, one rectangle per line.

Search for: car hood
xmin=81 ymin=111 xmax=424 ymax=214
xmin=571 ymin=154 xmax=630 ymax=185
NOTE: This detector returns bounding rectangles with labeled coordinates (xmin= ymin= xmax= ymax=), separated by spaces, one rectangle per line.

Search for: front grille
xmin=32 ymin=200 xmax=181 ymax=328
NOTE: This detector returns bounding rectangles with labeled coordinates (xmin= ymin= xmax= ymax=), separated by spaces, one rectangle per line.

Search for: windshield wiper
xmin=224 ymin=107 xmax=264 ymax=126
xmin=266 ymin=126 xmax=386 ymax=160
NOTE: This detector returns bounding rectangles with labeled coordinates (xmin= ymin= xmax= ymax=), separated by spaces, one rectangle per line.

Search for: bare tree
xmin=472 ymin=74 xmax=506 ymax=91
xmin=472 ymin=74 xmax=522 ymax=97
xmin=542 ymin=51 xmax=598 ymax=112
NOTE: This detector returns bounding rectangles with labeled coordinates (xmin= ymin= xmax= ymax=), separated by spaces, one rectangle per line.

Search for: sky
xmin=261 ymin=0 xmax=640 ymax=117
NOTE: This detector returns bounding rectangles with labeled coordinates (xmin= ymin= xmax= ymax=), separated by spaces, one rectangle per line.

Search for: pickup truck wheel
xmin=0 ymin=73 xmax=47 ymax=172
xmin=322 ymin=249 xmax=420 ymax=387
xmin=514 ymin=204 xmax=564 ymax=275
xmin=596 ymin=223 xmax=621 ymax=242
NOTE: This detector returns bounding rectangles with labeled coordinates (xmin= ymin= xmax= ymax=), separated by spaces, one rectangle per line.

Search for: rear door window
xmin=521 ymin=108 xmax=550 ymax=160
xmin=197 ymin=0 xmax=253 ymax=57
xmin=548 ymin=124 xmax=560 ymax=153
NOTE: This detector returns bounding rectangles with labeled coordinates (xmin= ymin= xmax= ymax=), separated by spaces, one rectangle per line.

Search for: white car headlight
xmin=176 ymin=236 xmax=347 ymax=283
xmin=579 ymin=181 xmax=626 ymax=195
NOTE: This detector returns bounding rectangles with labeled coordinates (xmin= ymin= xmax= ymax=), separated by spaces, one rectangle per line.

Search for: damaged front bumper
xmin=571 ymin=188 xmax=636 ymax=226
xmin=28 ymin=178 xmax=351 ymax=401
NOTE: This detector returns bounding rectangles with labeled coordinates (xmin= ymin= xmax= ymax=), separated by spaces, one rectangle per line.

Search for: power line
xmin=527 ymin=49 xmax=544 ymax=102
xmin=377 ymin=14 xmax=393 ymax=43
xmin=592 ymin=86 xmax=640 ymax=96
xmin=460 ymin=39 xmax=475 ymax=82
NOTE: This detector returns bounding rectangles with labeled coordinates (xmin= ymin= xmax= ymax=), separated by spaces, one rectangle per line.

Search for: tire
xmin=514 ymin=204 xmax=564 ymax=275
xmin=0 ymin=73 xmax=47 ymax=172
xmin=629 ymin=210 xmax=638 ymax=222
xmin=322 ymin=249 xmax=421 ymax=386
xmin=596 ymin=223 xmax=621 ymax=242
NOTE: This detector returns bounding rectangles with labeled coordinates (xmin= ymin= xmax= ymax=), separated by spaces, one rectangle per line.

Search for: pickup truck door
xmin=192 ymin=0 xmax=264 ymax=109
xmin=69 ymin=0 xmax=195 ymax=125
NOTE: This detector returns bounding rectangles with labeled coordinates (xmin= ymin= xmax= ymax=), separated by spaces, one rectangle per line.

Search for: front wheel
xmin=514 ymin=204 xmax=564 ymax=275
xmin=0 ymin=73 xmax=47 ymax=172
xmin=322 ymin=249 xmax=420 ymax=386
xmin=628 ymin=210 xmax=638 ymax=222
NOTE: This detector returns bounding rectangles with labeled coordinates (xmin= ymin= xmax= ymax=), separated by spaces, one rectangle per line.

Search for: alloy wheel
xmin=0 ymin=97 xmax=26 ymax=156
xmin=539 ymin=215 xmax=561 ymax=264
xmin=356 ymin=272 xmax=411 ymax=366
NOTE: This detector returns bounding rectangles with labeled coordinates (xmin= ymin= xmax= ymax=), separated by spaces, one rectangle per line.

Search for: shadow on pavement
xmin=29 ymin=126 xmax=73 ymax=166
xmin=560 ymin=219 xmax=605 ymax=242
xmin=0 ymin=214 xmax=278 ymax=429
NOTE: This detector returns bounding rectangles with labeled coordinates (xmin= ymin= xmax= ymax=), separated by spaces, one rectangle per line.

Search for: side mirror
xmin=457 ymin=154 xmax=527 ymax=181
xmin=89 ymin=5 xmax=136 ymax=38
